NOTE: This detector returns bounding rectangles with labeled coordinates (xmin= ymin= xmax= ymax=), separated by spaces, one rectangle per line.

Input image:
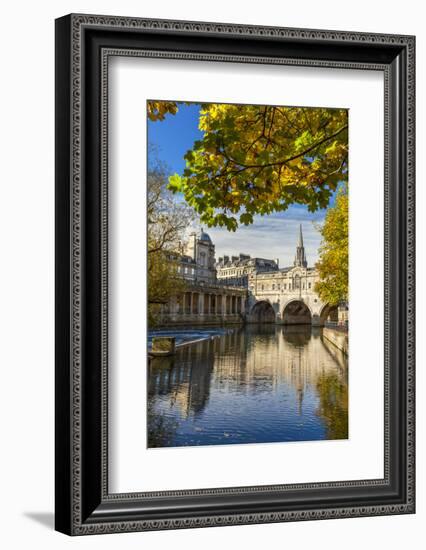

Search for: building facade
xmin=184 ymin=229 xmax=216 ymax=283
xmin=160 ymin=226 xmax=345 ymax=327
xmin=161 ymin=229 xmax=247 ymax=325
xmin=216 ymin=254 xmax=278 ymax=287
xmin=246 ymin=225 xmax=335 ymax=326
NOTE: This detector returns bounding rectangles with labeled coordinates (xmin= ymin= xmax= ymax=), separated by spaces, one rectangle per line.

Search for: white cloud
xmin=205 ymin=206 xmax=325 ymax=268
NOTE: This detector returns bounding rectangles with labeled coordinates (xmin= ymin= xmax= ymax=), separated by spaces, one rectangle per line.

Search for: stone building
xmin=246 ymin=225 xmax=341 ymax=326
xmin=161 ymin=229 xmax=247 ymax=326
xmin=164 ymin=282 xmax=247 ymax=325
xmin=184 ymin=229 xmax=216 ymax=283
xmin=160 ymin=225 xmax=346 ymax=328
xmin=216 ymin=254 xmax=278 ymax=287
xmin=172 ymin=229 xmax=217 ymax=284
xmin=176 ymin=254 xmax=196 ymax=281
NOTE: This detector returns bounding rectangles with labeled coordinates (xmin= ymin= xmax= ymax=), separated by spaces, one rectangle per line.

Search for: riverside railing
xmin=324 ymin=321 xmax=349 ymax=333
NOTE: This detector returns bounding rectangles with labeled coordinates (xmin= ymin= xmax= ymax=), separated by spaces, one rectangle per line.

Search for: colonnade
xmin=178 ymin=291 xmax=244 ymax=316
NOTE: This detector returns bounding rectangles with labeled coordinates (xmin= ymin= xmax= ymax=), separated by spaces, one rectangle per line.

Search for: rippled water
xmin=147 ymin=325 xmax=348 ymax=448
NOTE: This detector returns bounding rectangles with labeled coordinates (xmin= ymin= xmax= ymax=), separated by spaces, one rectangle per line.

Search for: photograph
xmin=51 ymin=9 xmax=415 ymax=538
xmin=146 ymin=100 xmax=349 ymax=448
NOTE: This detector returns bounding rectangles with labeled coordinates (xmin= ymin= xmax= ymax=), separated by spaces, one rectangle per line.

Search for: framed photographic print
xmin=55 ymin=14 xmax=415 ymax=535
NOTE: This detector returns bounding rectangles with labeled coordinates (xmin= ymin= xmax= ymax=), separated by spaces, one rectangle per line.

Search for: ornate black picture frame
xmin=55 ymin=13 xmax=415 ymax=535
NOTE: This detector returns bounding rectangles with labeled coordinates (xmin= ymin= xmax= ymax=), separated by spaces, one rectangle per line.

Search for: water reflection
xmin=147 ymin=325 xmax=348 ymax=448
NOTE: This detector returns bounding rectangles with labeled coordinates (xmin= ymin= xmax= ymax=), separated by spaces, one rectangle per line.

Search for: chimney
xmin=224 ymin=255 xmax=229 ymax=264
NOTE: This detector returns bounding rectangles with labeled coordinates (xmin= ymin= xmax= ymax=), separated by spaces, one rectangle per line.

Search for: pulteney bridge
xmin=246 ymin=225 xmax=340 ymax=326
xmin=247 ymin=293 xmax=339 ymax=326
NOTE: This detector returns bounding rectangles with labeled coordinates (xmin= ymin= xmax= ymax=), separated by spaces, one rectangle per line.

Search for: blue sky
xmin=148 ymin=102 xmax=328 ymax=267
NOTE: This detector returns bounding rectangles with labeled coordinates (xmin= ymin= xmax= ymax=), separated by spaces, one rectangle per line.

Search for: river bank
xmin=322 ymin=327 xmax=349 ymax=354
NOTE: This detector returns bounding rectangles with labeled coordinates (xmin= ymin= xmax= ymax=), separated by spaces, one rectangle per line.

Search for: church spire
xmin=298 ymin=223 xmax=304 ymax=248
xmin=294 ymin=224 xmax=307 ymax=268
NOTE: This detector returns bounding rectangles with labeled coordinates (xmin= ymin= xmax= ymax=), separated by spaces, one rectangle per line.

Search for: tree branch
xmin=219 ymin=124 xmax=348 ymax=171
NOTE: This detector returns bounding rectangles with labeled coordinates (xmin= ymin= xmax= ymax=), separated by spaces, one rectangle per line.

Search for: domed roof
xmin=199 ymin=229 xmax=212 ymax=243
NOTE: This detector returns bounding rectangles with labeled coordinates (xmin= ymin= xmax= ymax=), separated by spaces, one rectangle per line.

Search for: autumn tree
xmin=148 ymin=101 xmax=348 ymax=231
xmin=147 ymin=161 xmax=195 ymax=326
xmin=148 ymin=101 xmax=349 ymax=307
xmin=316 ymin=371 xmax=348 ymax=440
xmin=314 ymin=190 xmax=348 ymax=305
xmin=148 ymin=101 xmax=182 ymax=122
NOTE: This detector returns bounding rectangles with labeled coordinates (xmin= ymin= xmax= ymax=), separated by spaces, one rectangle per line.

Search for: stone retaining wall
xmin=160 ymin=314 xmax=244 ymax=326
xmin=323 ymin=327 xmax=349 ymax=354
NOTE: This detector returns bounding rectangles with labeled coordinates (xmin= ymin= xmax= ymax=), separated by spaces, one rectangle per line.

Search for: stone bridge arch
xmin=282 ymin=299 xmax=313 ymax=325
xmin=248 ymin=300 xmax=276 ymax=323
xmin=319 ymin=303 xmax=339 ymax=325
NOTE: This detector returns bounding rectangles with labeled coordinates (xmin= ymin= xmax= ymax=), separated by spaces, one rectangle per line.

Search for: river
xmin=147 ymin=325 xmax=348 ymax=448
